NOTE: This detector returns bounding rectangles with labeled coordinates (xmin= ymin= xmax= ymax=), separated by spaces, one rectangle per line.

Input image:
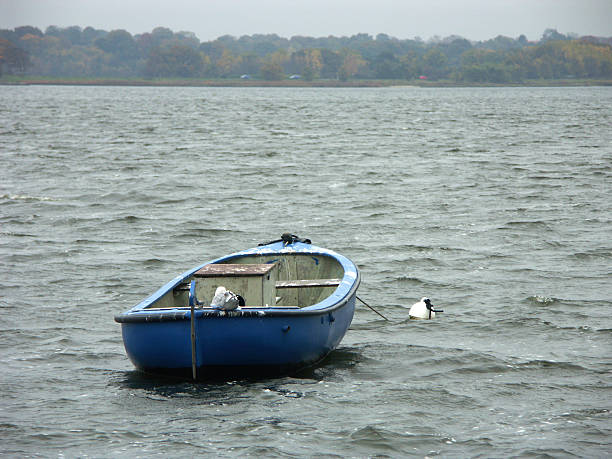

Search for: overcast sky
xmin=2 ymin=0 xmax=611 ymax=42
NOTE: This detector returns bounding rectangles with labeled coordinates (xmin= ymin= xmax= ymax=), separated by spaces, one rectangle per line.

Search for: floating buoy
xmin=409 ymin=297 xmax=443 ymax=320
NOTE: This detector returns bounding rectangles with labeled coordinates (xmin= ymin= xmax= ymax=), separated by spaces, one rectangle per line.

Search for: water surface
xmin=1 ymin=85 xmax=611 ymax=457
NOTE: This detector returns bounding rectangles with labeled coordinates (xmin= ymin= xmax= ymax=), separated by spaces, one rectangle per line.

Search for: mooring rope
xmin=356 ymin=295 xmax=389 ymax=321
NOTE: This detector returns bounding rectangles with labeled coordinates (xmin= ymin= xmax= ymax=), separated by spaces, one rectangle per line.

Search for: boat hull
xmin=115 ymin=239 xmax=360 ymax=378
xmin=120 ymin=295 xmax=356 ymax=377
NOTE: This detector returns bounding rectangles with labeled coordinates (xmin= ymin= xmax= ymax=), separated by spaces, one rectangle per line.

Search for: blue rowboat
xmin=114 ymin=234 xmax=360 ymax=378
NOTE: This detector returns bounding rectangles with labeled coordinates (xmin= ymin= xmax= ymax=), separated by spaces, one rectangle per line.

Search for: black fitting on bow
xmin=259 ymin=233 xmax=312 ymax=246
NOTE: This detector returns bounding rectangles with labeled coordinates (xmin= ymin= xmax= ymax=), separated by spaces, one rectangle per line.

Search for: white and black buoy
xmin=409 ymin=297 xmax=443 ymax=320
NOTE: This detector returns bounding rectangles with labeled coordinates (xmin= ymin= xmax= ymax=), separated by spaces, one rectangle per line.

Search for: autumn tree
xmin=145 ymin=43 xmax=205 ymax=78
xmin=0 ymin=38 xmax=30 ymax=74
xmin=94 ymin=29 xmax=139 ymax=61
xmin=236 ymin=53 xmax=260 ymax=76
xmin=372 ymin=51 xmax=402 ymax=78
xmin=291 ymin=48 xmax=322 ymax=80
xmin=319 ymin=48 xmax=342 ymax=78
xmin=421 ymin=48 xmax=449 ymax=80
xmin=215 ymin=49 xmax=240 ymax=77
xmin=260 ymin=50 xmax=288 ymax=79
xmin=260 ymin=60 xmax=284 ymax=80
xmin=338 ymin=50 xmax=365 ymax=81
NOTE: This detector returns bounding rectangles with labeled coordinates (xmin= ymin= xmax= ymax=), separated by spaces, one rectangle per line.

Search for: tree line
xmin=1 ymin=26 xmax=611 ymax=82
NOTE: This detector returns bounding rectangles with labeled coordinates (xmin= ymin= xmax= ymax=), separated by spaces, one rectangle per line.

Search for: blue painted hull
xmin=120 ymin=297 xmax=356 ymax=376
xmin=115 ymin=240 xmax=360 ymax=378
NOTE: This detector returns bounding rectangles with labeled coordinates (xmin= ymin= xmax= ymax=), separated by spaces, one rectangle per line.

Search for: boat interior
xmin=147 ymin=252 xmax=345 ymax=309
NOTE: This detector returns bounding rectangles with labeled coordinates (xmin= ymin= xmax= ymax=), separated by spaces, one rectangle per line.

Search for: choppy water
xmin=1 ymin=85 xmax=611 ymax=457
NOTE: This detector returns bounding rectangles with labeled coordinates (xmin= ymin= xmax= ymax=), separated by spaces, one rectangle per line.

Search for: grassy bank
xmin=2 ymin=76 xmax=611 ymax=88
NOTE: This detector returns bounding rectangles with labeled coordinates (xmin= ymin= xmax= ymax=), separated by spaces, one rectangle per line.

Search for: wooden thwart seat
xmin=275 ymin=279 xmax=341 ymax=289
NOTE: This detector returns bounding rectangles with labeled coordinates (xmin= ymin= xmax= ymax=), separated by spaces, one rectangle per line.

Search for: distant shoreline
xmin=2 ymin=77 xmax=611 ymax=88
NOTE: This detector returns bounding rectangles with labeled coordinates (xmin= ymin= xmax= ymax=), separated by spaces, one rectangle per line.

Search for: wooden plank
xmin=175 ymin=282 xmax=190 ymax=291
xmin=194 ymin=263 xmax=276 ymax=278
xmin=276 ymin=279 xmax=341 ymax=289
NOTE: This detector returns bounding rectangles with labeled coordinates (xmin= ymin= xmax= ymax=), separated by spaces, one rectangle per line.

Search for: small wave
xmin=439 ymin=245 xmax=469 ymax=252
xmin=410 ymin=256 xmax=445 ymax=265
xmin=526 ymin=295 xmax=558 ymax=305
xmin=508 ymin=359 xmax=587 ymax=371
xmin=393 ymin=276 xmax=426 ymax=285
xmin=421 ymin=354 xmax=510 ymax=376
xmin=0 ymin=423 xmax=20 ymax=432
xmin=141 ymin=258 xmax=170 ymax=266
xmin=0 ymin=231 xmax=36 ymax=237
xmin=514 ymin=447 xmax=582 ymax=458
xmin=499 ymin=220 xmax=553 ymax=230
xmin=109 ymin=215 xmax=143 ymax=224
xmin=349 ymin=202 xmax=390 ymax=211
xmin=328 ymin=182 xmax=348 ymax=189
xmin=494 ymin=314 xmax=602 ymax=332
xmin=176 ymin=227 xmax=238 ymax=237
xmin=559 ymin=408 xmax=610 ymax=421
xmin=0 ymin=193 xmax=54 ymax=202
xmin=349 ymin=425 xmax=403 ymax=452
xmin=364 ymin=212 xmax=389 ymax=218
xmin=360 ymin=181 xmax=387 ymax=187
xmin=393 ymin=243 xmax=433 ymax=252
xmin=156 ymin=198 xmax=188 ymax=205
xmin=570 ymin=249 xmax=612 ymax=260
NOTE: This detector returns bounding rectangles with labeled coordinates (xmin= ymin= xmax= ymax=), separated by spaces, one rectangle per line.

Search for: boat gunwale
xmin=114 ymin=241 xmax=360 ymax=323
